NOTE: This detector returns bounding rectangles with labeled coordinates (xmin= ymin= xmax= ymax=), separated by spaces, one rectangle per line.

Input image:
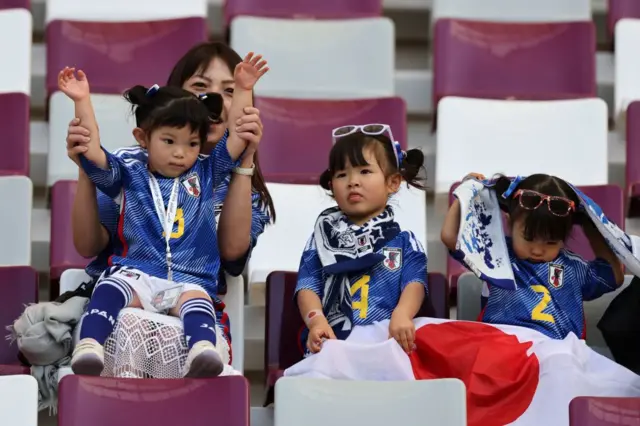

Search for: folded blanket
xmin=452 ymin=177 xmax=640 ymax=290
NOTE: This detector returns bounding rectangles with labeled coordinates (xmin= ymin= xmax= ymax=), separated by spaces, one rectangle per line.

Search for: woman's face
xmin=182 ymin=57 xmax=235 ymax=152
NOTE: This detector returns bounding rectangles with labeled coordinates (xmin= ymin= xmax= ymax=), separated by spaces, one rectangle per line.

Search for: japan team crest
xmin=382 ymin=247 xmax=402 ymax=271
xmin=181 ymin=174 xmax=201 ymax=198
xmin=548 ymin=263 xmax=564 ymax=289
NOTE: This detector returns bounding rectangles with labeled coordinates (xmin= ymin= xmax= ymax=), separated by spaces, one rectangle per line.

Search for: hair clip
xmin=146 ymin=84 xmax=159 ymax=97
xmin=502 ymin=176 xmax=525 ymax=199
xmin=394 ymin=142 xmax=404 ymax=167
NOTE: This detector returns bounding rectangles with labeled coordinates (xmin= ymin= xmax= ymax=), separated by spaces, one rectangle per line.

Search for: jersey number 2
xmin=530 ymin=285 xmax=555 ymax=324
xmin=351 ymin=275 xmax=370 ymax=319
xmin=162 ymin=208 xmax=184 ymax=239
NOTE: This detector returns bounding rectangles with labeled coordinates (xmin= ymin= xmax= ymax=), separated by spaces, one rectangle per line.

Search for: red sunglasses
xmin=513 ymin=189 xmax=576 ymax=217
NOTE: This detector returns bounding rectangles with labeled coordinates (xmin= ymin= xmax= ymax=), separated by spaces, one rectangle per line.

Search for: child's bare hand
xmin=389 ymin=310 xmax=415 ymax=353
xmin=58 ymin=67 xmax=90 ymax=101
xmin=234 ymin=52 xmax=269 ymax=90
xmin=307 ymin=319 xmax=336 ymax=354
xmin=463 ymin=172 xmax=486 ymax=181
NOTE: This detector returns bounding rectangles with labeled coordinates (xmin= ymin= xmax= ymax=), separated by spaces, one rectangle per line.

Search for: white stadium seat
xmin=45 ymin=0 xmax=206 ymax=23
xmin=615 ymin=18 xmax=640 ymax=124
xmin=0 ymin=176 xmax=32 ymax=266
xmin=432 ymin=0 xmax=591 ymax=23
xmin=0 ymin=8 xmax=31 ymax=96
xmin=230 ymin=17 xmax=395 ymax=100
xmin=275 ymin=377 xmax=467 ymax=426
xmin=0 ymin=375 xmax=38 ymax=426
xmin=435 ymin=97 xmax=609 ymax=193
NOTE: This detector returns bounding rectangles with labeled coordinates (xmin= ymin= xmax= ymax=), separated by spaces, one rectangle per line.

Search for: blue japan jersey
xmin=79 ymin=138 xmax=237 ymax=297
xmin=295 ymin=230 xmax=428 ymax=325
xmin=481 ymin=238 xmax=617 ymax=339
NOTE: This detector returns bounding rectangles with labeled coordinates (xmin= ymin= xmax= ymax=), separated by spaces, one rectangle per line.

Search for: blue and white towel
xmin=452 ymin=177 xmax=640 ymax=290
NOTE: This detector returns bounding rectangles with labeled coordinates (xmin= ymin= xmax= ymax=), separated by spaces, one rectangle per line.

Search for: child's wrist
xmin=304 ymin=309 xmax=326 ymax=327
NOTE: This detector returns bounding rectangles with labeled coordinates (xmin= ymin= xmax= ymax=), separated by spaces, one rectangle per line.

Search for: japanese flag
xmin=285 ymin=318 xmax=640 ymax=426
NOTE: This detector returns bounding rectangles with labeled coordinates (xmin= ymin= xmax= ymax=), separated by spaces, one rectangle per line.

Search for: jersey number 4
xmin=161 ymin=208 xmax=184 ymax=239
xmin=351 ymin=275 xmax=370 ymax=319
xmin=530 ymin=285 xmax=555 ymax=324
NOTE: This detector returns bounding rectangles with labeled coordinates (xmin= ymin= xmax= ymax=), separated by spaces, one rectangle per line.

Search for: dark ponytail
xmin=400 ymin=148 xmax=426 ymax=190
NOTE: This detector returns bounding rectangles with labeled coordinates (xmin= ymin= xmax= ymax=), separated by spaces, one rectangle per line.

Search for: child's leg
xmin=169 ymin=289 xmax=223 ymax=377
xmin=72 ymin=273 xmax=142 ymax=376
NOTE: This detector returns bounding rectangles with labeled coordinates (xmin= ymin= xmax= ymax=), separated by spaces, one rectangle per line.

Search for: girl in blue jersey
xmin=295 ymin=125 xmax=429 ymax=355
xmin=441 ymin=173 xmax=624 ymax=340
xmin=59 ymin=52 xmax=268 ymax=378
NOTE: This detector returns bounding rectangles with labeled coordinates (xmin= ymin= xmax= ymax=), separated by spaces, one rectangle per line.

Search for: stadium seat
xmin=224 ymin=0 xmax=382 ymax=26
xmin=615 ymin=19 xmax=640 ymax=126
xmin=47 ymin=92 xmax=136 ymax=186
xmin=435 ymin=97 xmax=608 ymax=195
xmin=433 ymin=20 xmax=596 ymax=114
xmin=432 ymin=0 xmax=591 ymax=23
xmin=247 ymin=182 xmax=427 ymax=287
xmin=0 ymin=9 xmax=31 ymax=177
xmin=0 ymin=266 xmax=38 ymax=367
xmin=45 ymin=0 xmax=207 ymax=98
xmin=60 ymin=268 xmax=245 ymax=373
xmin=275 ymin=377 xmax=467 ymax=426
xmin=456 ymin=272 xmax=483 ymax=321
xmin=254 ymin=96 xmax=407 ymax=184
xmin=626 ymin=101 xmax=640 ymax=216
xmin=0 ymin=176 xmax=32 ymax=266
xmin=569 ymin=396 xmax=640 ymax=425
xmin=608 ymin=0 xmax=640 ymax=42
xmin=0 ymin=375 xmax=38 ymax=426
xmin=230 ymin=17 xmax=394 ymax=99
xmin=58 ymin=375 xmax=250 ymax=426
xmin=0 ymin=0 xmax=29 ymax=9
xmin=263 ymin=271 xmax=450 ymax=406
xmin=446 ymin=181 xmax=624 ymax=297
xmin=50 ymin=181 xmax=90 ymax=289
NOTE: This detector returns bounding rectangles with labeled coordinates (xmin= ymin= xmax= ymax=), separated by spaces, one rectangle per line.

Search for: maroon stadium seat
xmin=433 ymin=19 xmax=596 ymax=122
xmin=608 ymin=0 xmax=640 ymax=42
xmin=254 ymin=96 xmax=407 ymax=184
xmin=0 ymin=266 xmax=37 ymax=370
xmin=58 ymin=375 xmax=250 ymax=426
xmin=0 ymin=93 xmax=29 ymax=176
xmin=570 ymin=396 xmax=640 ymax=425
xmin=50 ymin=180 xmax=91 ymax=298
xmin=263 ymin=270 xmax=448 ymax=405
xmin=45 ymin=18 xmax=207 ymax=98
xmin=626 ymin=102 xmax=640 ymax=217
xmin=0 ymin=0 xmax=29 ymax=9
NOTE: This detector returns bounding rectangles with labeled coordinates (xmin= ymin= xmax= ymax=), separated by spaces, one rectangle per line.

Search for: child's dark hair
xmin=123 ymin=85 xmax=223 ymax=144
xmin=493 ymin=174 xmax=580 ymax=242
xmin=319 ymin=132 xmax=426 ymax=191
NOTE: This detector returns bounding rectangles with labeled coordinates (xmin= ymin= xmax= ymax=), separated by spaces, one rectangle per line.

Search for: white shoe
xmin=71 ymin=338 xmax=105 ymax=376
xmin=184 ymin=341 xmax=224 ymax=378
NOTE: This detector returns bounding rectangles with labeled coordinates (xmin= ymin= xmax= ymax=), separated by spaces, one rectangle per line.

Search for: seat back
xmin=433 ymin=20 xmax=595 ymax=110
xmin=275 ymin=377 xmax=467 ymax=426
xmin=0 ymin=266 xmax=38 ymax=364
xmin=0 ymin=176 xmax=32 ymax=266
xmin=615 ymin=19 xmax=640 ymax=121
xmin=569 ymin=396 xmax=640 ymax=425
xmin=231 ymin=17 xmax=394 ymax=99
xmin=58 ymin=375 xmax=250 ymax=426
xmin=254 ymin=96 xmax=407 ymax=183
xmin=609 ymin=0 xmax=640 ymax=40
xmin=0 ymin=375 xmax=38 ymax=426
xmin=436 ymin=97 xmax=608 ymax=194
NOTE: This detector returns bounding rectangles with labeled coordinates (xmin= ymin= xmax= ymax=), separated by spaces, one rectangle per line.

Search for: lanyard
xmin=148 ymin=173 xmax=180 ymax=281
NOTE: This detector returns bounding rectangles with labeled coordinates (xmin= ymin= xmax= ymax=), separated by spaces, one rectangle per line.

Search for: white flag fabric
xmin=285 ymin=318 xmax=640 ymax=426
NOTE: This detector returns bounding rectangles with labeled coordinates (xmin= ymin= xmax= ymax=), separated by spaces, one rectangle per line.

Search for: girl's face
xmin=330 ymin=147 xmax=401 ymax=225
xmin=510 ymin=217 xmax=564 ymax=263
xmin=182 ymin=57 xmax=235 ymax=154
xmin=135 ymin=125 xmax=201 ymax=178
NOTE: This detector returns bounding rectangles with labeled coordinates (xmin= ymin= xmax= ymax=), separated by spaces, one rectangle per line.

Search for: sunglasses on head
xmin=513 ymin=189 xmax=576 ymax=217
xmin=332 ymin=124 xmax=400 ymax=167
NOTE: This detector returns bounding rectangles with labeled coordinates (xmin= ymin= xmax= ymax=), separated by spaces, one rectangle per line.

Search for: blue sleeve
xmin=204 ymin=132 xmax=239 ymax=189
xmin=97 ymin=190 xmax=120 ymax=238
xmin=581 ymin=257 xmax=618 ymax=301
xmin=294 ymin=234 xmax=325 ymax=299
xmin=249 ymin=193 xmax=270 ymax=248
xmin=79 ymin=148 xmax=125 ymax=198
xmin=401 ymin=231 xmax=428 ymax=295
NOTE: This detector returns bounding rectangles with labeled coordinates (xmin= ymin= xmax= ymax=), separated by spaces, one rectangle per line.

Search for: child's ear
xmin=387 ymin=173 xmax=402 ymax=194
xmin=132 ymin=127 xmax=147 ymax=148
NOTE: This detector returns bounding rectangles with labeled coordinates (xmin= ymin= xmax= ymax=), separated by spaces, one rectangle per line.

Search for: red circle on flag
xmin=410 ymin=321 xmax=539 ymax=426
